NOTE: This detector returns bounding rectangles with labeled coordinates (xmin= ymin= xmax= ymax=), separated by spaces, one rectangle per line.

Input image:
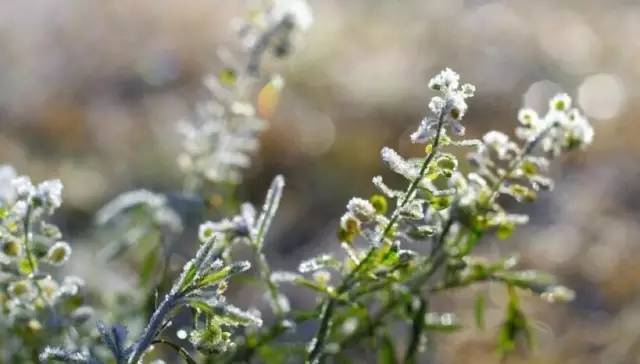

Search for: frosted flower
xmin=199 ymin=221 xmax=219 ymax=243
xmin=448 ymin=93 xmax=468 ymax=120
xmin=517 ymin=108 xmax=538 ymax=126
xmin=410 ymin=118 xmax=438 ymax=143
xmin=46 ymin=241 xmax=72 ymax=266
xmin=565 ymin=109 xmax=594 ymax=148
xmin=549 ymin=93 xmax=571 ymax=111
xmin=56 ymin=276 xmax=85 ymax=298
xmin=1 ymin=238 xmax=22 ymax=257
xmin=38 ymin=277 xmax=60 ymax=303
xmin=8 ymin=280 xmax=37 ymax=301
xmin=428 ymin=96 xmax=446 ymax=115
xmin=461 ymin=83 xmax=476 ymax=98
xmin=36 ymin=179 xmax=63 ymax=214
xmin=428 ymin=68 xmax=460 ymax=91
xmin=482 ymin=131 xmax=516 ymax=159
xmin=346 ymin=198 xmax=376 ymax=222
xmin=12 ymin=176 xmax=35 ymax=200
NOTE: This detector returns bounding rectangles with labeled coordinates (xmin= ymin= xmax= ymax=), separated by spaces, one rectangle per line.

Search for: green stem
xmin=22 ymin=206 xmax=37 ymax=274
xmin=306 ymin=111 xmax=448 ymax=364
xmin=404 ymin=298 xmax=428 ymax=364
xmin=151 ymin=339 xmax=198 ymax=364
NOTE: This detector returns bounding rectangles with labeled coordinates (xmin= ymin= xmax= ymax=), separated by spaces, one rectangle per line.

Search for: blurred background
xmin=1 ymin=0 xmax=639 ymax=363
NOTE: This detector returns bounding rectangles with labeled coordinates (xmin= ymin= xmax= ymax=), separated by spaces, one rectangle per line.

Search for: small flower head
xmin=46 ymin=241 xmax=72 ymax=266
xmin=346 ymin=198 xmax=376 ymax=222
xmin=12 ymin=176 xmax=35 ymax=200
xmin=8 ymin=280 xmax=37 ymax=301
xmin=549 ymin=93 xmax=571 ymax=111
xmin=36 ymin=179 xmax=63 ymax=213
xmin=428 ymin=68 xmax=460 ymax=92
xmin=1 ymin=238 xmax=22 ymax=257
xmin=198 ymin=221 xmax=218 ymax=243
xmin=517 ymin=108 xmax=539 ymax=126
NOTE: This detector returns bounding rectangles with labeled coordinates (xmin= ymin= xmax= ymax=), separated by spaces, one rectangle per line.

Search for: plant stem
xmin=306 ymin=112 xmax=448 ymax=363
xmin=151 ymin=339 xmax=198 ymax=364
xmin=404 ymin=298 xmax=427 ymax=364
xmin=128 ymin=292 xmax=179 ymax=364
xmin=22 ymin=206 xmax=37 ymax=274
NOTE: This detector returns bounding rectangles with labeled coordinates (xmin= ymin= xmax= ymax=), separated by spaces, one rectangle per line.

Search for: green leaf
xmin=253 ymin=175 xmax=285 ymax=249
xmin=498 ymin=286 xmax=532 ymax=356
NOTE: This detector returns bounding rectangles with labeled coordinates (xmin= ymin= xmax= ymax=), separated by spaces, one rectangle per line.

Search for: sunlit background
xmin=1 ymin=0 xmax=639 ymax=362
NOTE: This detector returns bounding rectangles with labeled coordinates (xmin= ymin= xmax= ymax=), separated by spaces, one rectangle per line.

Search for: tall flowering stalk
xmin=178 ymin=0 xmax=313 ymax=192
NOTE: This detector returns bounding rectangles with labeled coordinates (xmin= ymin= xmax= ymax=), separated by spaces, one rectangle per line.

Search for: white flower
xmin=482 ymin=131 xmax=517 ymax=159
xmin=549 ymin=93 xmax=571 ymax=111
xmin=448 ymin=93 xmax=468 ymax=120
xmin=461 ymin=83 xmax=476 ymax=98
xmin=517 ymin=108 xmax=538 ymax=126
xmin=198 ymin=221 xmax=219 ymax=243
xmin=346 ymin=198 xmax=376 ymax=222
xmin=8 ymin=280 xmax=37 ymax=301
xmin=428 ymin=96 xmax=446 ymax=115
xmin=410 ymin=118 xmax=438 ymax=143
xmin=46 ymin=241 xmax=72 ymax=266
xmin=428 ymin=68 xmax=460 ymax=91
xmin=12 ymin=176 xmax=35 ymax=200
xmin=37 ymin=179 xmax=63 ymax=214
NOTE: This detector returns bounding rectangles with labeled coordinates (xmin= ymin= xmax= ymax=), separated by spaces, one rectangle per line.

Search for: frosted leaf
xmin=381 ymin=147 xmax=417 ymax=179
xmin=372 ymin=176 xmax=402 ymax=198
xmin=271 ymin=271 xmax=303 ymax=283
xmin=253 ymin=175 xmax=285 ymax=246
xmin=298 ymin=254 xmax=336 ymax=273
xmin=541 ymin=286 xmax=575 ymax=303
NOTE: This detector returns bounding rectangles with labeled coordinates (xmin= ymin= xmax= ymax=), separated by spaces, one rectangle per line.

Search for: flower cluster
xmin=0 ymin=165 xmax=92 ymax=363
xmin=296 ymin=69 xmax=593 ymax=363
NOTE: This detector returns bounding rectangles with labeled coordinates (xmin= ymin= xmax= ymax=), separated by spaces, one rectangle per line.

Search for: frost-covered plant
xmin=178 ymin=0 xmax=313 ymax=191
xmin=92 ymin=0 xmax=312 ymax=330
xmin=1 ymin=2 xmax=598 ymax=363
xmin=0 ymin=167 xmax=93 ymax=363
xmin=217 ymin=68 xmax=594 ymax=364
